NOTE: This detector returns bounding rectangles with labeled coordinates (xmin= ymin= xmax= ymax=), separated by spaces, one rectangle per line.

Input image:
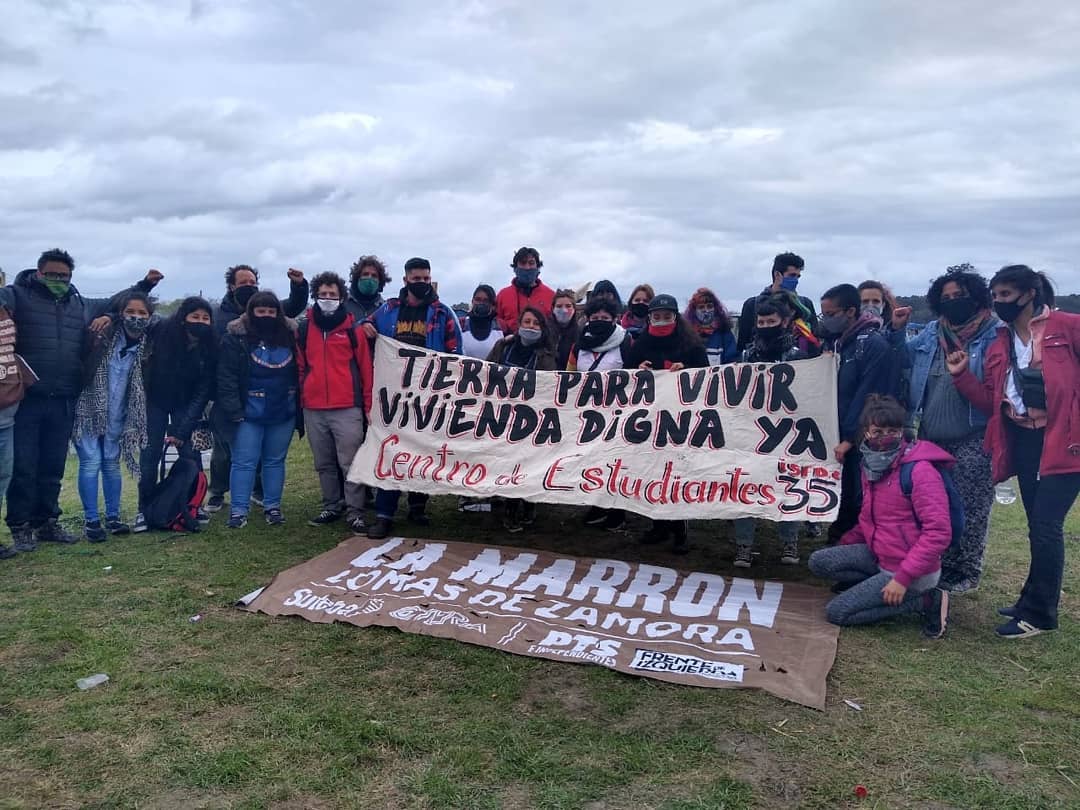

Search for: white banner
xmin=348 ymin=339 xmax=841 ymax=520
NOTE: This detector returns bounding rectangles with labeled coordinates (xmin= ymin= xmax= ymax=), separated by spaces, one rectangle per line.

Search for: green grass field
xmin=0 ymin=442 xmax=1077 ymax=809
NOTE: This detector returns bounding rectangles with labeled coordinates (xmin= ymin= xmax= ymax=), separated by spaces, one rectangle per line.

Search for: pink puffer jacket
xmin=840 ymin=440 xmax=955 ymax=588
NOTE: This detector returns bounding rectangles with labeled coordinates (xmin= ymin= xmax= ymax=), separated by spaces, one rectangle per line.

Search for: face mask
xmin=553 ymin=307 xmax=574 ymax=325
xmin=123 ymin=315 xmax=150 ymax=336
xmin=860 ymin=438 xmax=904 ymax=481
xmin=518 ymin=327 xmax=543 ymax=345
xmin=861 ymin=304 xmax=884 ymax=319
xmin=648 ymin=322 xmax=677 ymax=338
xmin=695 ymin=308 xmax=715 ymax=325
xmin=471 ymin=302 xmax=493 ymax=319
xmin=355 ymin=277 xmax=379 ymax=297
xmin=939 ymin=297 xmax=978 ymax=325
xmin=406 ymin=281 xmax=433 ymax=301
xmin=252 ymin=315 xmax=277 ymax=336
xmin=41 ymin=277 xmax=70 ymax=297
xmin=993 ymin=297 xmax=1029 ymax=324
xmin=756 ymin=325 xmax=785 ymax=343
xmin=234 ymin=285 xmax=257 ymax=309
xmin=629 ymin=302 xmax=649 ymax=318
xmin=514 ymin=268 xmax=540 ymax=286
xmin=779 ymin=275 xmax=799 ymax=292
xmin=820 ymin=313 xmax=851 ymax=335
xmin=580 ymin=320 xmax=616 ymax=347
xmin=185 ymin=322 xmax=212 ymax=340
xmin=316 ymin=299 xmax=341 ymax=313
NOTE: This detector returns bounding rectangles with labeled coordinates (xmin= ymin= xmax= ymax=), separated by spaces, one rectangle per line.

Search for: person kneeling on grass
xmin=808 ymin=395 xmax=952 ymax=639
xmin=486 ymin=306 xmax=558 ymax=532
xmin=216 ymin=291 xmax=302 ymax=529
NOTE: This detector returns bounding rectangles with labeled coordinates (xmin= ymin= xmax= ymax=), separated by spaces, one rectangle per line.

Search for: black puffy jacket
xmin=212 ymin=279 xmax=310 ymax=341
xmin=0 ymin=269 xmax=153 ymax=399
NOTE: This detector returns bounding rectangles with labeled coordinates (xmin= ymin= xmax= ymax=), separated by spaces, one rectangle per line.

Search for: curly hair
xmin=225 ymin=264 xmax=259 ymax=288
xmin=350 ymin=255 xmax=388 ymax=290
xmin=310 ymin=271 xmax=347 ymax=301
xmin=926 ymin=266 xmax=991 ymax=316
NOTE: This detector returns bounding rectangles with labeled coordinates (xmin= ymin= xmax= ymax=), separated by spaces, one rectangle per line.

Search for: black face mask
xmin=756 ymin=325 xmax=785 ymax=344
xmin=407 ymin=281 xmax=433 ymax=301
xmin=993 ymin=298 xmax=1029 ymax=324
xmin=252 ymin=315 xmax=278 ymax=337
xmin=629 ymin=302 xmax=649 ymax=318
xmin=470 ymin=302 xmax=494 ymax=320
xmin=233 ymin=285 xmax=257 ymax=309
xmin=579 ymin=320 xmax=616 ymax=348
xmin=185 ymin=322 xmax=212 ymax=340
xmin=939 ymin=297 xmax=978 ymax=325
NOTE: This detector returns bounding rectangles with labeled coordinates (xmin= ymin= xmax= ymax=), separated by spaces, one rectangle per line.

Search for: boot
xmin=36 ymin=519 xmax=78 ymax=544
xmin=11 ymin=523 xmax=36 ymax=552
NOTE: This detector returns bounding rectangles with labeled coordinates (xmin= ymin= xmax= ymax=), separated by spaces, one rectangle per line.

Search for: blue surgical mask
xmin=780 ymin=275 xmax=799 ymax=292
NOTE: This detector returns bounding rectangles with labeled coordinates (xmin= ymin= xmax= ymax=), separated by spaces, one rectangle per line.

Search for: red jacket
xmin=296 ymin=310 xmax=373 ymax=414
xmin=952 ymin=310 xmax=1080 ymax=482
xmin=495 ymin=280 xmax=556 ymax=334
xmin=841 ymin=440 xmax=954 ymax=588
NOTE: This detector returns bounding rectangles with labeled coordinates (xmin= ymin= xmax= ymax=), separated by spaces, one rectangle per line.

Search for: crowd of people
xmin=0 ymin=248 xmax=1076 ymax=644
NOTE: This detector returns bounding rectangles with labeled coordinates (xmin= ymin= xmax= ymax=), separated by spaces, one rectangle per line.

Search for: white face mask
xmin=316 ymin=298 xmax=341 ymax=313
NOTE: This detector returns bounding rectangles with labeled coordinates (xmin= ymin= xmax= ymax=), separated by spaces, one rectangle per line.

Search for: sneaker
xmin=995 ymin=618 xmax=1049 ymax=639
xmin=36 ymin=519 xmax=78 ymax=544
xmin=264 ymin=508 xmax=285 ymax=526
xmin=406 ymin=508 xmax=430 ymax=527
xmin=251 ymin=493 xmax=264 ymax=507
xmin=205 ymin=495 xmax=225 ymax=513
xmin=997 ymin=605 xmax=1019 ymax=618
xmin=367 ymin=517 xmax=393 ymax=540
xmin=11 ymin=523 xmax=36 ymax=552
xmin=521 ymin=502 xmax=537 ymax=526
xmin=196 ymin=508 xmax=210 ymax=528
xmin=921 ymin=588 xmax=949 ymax=639
xmin=308 ymin=509 xmax=342 ymax=527
xmin=583 ymin=506 xmax=607 ymax=527
xmin=803 ymin=522 xmax=822 ymax=538
xmin=133 ymin=512 xmax=148 ymax=533
xmin=944 ymin=577 xmax=980 ymax=595
xmin=84 ymin=520 xmax=107 ymax=543
xmin=226 ymin=514 xmax=247 ymax=529
xmin=0 ymin=544 xmax=16 ymax=560
xmin=780 ymin=540 xmax=800 ymax=565
xmin=603 ymin=510 xmax=625 ymax=531
xmin=640 ymin=524 xmax=669 ymax=545
xmin=347 ymin=516 xmax=367 ymax=534
xmin=734 ymin=545 xmax=753 ymax=568
xmin=107 ymin=518 xmax=131 ymax=536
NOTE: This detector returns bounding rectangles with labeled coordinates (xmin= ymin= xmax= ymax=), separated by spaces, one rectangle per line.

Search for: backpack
xmin=144 ymin=453 xmax=208 ymax=532
xmin=899 ymin=461 xmax=965 ymax=553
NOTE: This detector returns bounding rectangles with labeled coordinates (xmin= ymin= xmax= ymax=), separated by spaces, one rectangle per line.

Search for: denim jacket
xmin=897 ymin=317 xmax=1000 ymax=430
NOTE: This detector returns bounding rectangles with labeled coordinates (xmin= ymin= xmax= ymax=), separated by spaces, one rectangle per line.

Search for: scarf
xmin=938 ymin=309 xmax=993 ymax=355
xmin=73 ymin=327 xmax=148 ymax=476
xmin=838 ymin=311 xmax=882 ymax=348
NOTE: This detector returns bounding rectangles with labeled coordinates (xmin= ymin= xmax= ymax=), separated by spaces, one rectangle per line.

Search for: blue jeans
xmin=75 ymin=434 xmax=123 ymax=523
xmin=375 ymin=489 xmax=428 ymax=521
xmin=229 ymin=419 xmax=294 ymax=516
xmin=0 ymin=423 xmax=13 ymax=522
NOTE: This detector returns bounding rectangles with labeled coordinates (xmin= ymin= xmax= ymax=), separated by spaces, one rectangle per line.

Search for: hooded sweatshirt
xmin=840 ymin=440 xmax=955 ymax=588
xmin=567 ymin=323 xmax=630 ymax=372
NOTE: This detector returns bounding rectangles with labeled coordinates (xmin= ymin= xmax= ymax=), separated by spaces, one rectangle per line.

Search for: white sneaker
xmin=734 ymin=545 xmax=753 ymax=568
xmin=133 ymin=512 xmax=148 ymax=533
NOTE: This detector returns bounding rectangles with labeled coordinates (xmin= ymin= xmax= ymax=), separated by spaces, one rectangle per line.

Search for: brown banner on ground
xmin=242 ymin=536 xmax=840 ymax=708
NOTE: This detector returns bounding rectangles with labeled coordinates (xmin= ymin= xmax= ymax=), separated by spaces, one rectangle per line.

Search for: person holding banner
xmin=364 ymin=258 xmax=463 ymax=540
xmin=551 ymin=289 xmax=580 ymax=371
xmin=296 ymin=272 xmax=373 ymax=533
xmin=624 ymin=293 xmax=709 ymax=553
xmin=808 ymin=395 xmax=952 ymax=638
xmin=948 ymin=265 xmax=1080 ymax=639
xmin=461 ymin=284 xmax=503 ymax=360
xmin=486 ymin=306 xmax=558 ymax=532
xmin=733 ymin=295 xmax=809 ymax=567
xmin=819 ymin=283 xmax=893 ymax=544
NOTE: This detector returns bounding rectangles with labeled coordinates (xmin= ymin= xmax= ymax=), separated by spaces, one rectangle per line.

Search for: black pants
xmin=829 ymin=447 xmax=863 ymax=542
xmin=1009 ymin=422 xmax=1080 ymax=630
xmin=209 ymin=406 xmax=261 ymax=499
xmin=6 ymin=395 xmax=76 ymax=527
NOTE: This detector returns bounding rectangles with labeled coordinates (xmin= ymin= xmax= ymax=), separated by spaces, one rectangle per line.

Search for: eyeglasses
xmin=864 ymin=427 xmax=903 ymax=439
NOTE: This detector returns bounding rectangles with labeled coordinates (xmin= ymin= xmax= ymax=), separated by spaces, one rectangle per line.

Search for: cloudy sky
xmin=1 ymin=0 xmax=1078 ymax=308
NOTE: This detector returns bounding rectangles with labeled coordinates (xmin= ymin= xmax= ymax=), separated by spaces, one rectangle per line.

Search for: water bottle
xmin=994 ymin=482 xmax=1017 ymax=505
xmin=76 ymin=673 xmax=109 ymax=691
